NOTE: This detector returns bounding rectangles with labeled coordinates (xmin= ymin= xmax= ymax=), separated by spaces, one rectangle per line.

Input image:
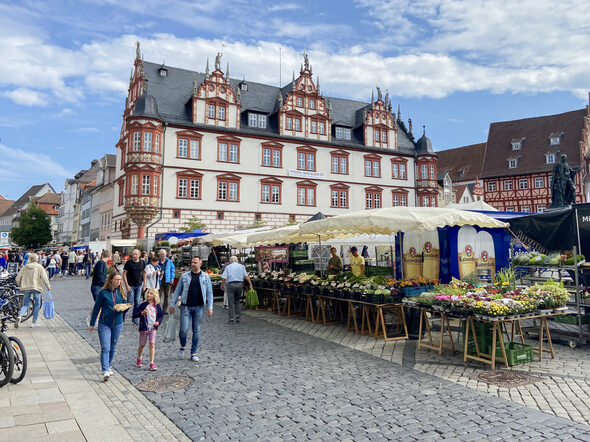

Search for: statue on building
xmin=303 ymin=53 xmax=310 ymax=70
xmin=215 ymin=52 xmax=222 ymax=70
xmin=135 ymin=41 xmax=141 ymax=60
xmin=408 ymin=118 xmax=413 ymax=136
xmin=550 ymin=154 xmax=580 ymax=208
xmin=376 ymin=86 xmax=382 ymax=102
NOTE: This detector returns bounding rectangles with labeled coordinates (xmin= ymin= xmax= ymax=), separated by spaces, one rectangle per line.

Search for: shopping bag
xmin=245 ymin=289 xmax=259 ymax=308
xmin=44 ymin=291 xmax=55 ymax=319
xmin=163 ymin=313 xmax=177 ymax=343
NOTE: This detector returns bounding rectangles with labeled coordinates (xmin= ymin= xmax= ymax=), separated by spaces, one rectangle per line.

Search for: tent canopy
xmin=299 ymin=207 xmax=508 ymax=238
xmin=447 ymin=201 xmax=498 ymax=211
xmin=201 ymin=227 xmax=272 ymax=248
xmin=246 ymin=225 xmax=331 ymax=246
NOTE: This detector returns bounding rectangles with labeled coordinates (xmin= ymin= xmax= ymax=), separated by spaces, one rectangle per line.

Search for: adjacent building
xmin=111 ymin=43 xmax=439 ymax=241
xmin=438 ymin=103 xmax=590 ymax=212
xmin=436 ymin=142 xmax=485 ymax=206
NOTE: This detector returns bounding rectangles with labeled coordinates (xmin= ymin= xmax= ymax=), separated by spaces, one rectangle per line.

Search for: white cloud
xmin=71 ymin=127 xmax=101 ymax=134
xmin=0 ymin=144 xmax=73 ymax=183
xmin=2 ymin=88 xmax=47 ymax=106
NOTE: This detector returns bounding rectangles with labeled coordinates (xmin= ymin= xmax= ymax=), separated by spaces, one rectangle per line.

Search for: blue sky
xmin=1 ymin=0 xmax=589 ymax=200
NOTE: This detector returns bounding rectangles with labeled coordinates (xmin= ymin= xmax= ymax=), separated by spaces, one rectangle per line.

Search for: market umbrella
xmin=299 ymin=206 xmax=508 ymax=238
xmin=246 ymin=225 xmax=331 ymax=246
xmin=204 ymin=227 xmax=272 ymax=248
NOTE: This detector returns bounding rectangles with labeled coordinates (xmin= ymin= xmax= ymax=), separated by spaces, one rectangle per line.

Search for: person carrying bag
xmin=44 ymin=290 xmax=55 ymax=319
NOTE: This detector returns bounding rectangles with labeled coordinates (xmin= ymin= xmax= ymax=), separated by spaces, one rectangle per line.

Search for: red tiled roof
xmin=0 ymin=199 xmax=14 ymax=216
xmin=482 ymin=108 xmax=587 ymax=178
xmin=436 ymin=143 xmax=486 ymax=182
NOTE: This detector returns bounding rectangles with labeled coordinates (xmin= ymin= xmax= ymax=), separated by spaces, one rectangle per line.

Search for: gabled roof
xmin=1 ymin=183 xmax=55 ymax=218
xmin=0 ymin=199 xmax=14 ymax=217
xmin=482 ymin=108 xmax=587 ymax=178
xmin=437 ymin=143 xmax=486 ymax=182
xmin=141 ymin=61 xmax=417 ymax=154
xmin=35 ymin=192 xmax=61 ymax=205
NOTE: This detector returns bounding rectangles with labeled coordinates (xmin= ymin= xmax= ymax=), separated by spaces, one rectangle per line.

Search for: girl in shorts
xmin=133 ymin=288 xmax=164 ymax=371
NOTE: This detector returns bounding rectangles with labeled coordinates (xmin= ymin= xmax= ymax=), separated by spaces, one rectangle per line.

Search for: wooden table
xmin=417 ymin=308 xmax=456 ymax=355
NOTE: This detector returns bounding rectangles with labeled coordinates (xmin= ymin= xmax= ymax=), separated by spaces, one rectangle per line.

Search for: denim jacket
xmin=171 ymin=271 xmax=213 ymax=310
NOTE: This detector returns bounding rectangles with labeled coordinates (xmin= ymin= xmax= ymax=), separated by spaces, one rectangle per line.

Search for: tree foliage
xmin=10 ymin=203 xmax=52 ymax=248
xmin=179 ymin=216 xmax=207 ymax=233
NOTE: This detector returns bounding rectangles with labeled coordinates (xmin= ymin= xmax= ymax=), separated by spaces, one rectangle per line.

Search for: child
xmin=132 ymin=288 xmax=163 ymax=371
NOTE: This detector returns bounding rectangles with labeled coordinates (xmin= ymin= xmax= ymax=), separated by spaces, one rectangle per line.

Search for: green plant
xmin=494 ymin=266 xmax=516 ymax=289
xmin=180 ymin=216 xmax=207 ymax=233
xmin=461 ymin=272 xmax=481 ymax=287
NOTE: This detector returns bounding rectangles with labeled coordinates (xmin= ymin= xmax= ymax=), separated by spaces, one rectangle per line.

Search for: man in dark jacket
xmin=91 ymin=250 xmax=111 ymax=301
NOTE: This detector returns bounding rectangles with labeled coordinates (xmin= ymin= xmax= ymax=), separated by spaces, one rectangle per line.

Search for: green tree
xmin=180 ymin=216 xmax=207 ymax=233
xmin=10 ymin=203 xmax=52 ymax=249
xmin=244 ymin=220 xmax=266 ymax=230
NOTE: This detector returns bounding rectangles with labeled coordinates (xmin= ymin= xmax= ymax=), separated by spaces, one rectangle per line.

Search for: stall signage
xmin=287 ymin=169 xmax=326 ymax=179
xmin=255 ymin=246 xmax=289 ymax=263
xmin=6 ymin=262 xmax=18 ymax=275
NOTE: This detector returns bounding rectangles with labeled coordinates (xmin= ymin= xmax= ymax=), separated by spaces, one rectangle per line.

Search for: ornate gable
xmin=363 ymin=87 xmax=397 ymax=149
xmin=191 ymin=53 xmax=240 ymax=128
xmin=279 ymin=54 xmax=332 ymax=141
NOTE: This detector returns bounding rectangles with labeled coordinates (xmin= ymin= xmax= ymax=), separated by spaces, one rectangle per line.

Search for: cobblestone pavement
xmin=51 ymin=277 xmax=590 ymax=440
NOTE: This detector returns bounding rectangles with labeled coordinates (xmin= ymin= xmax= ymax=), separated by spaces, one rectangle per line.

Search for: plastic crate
xmin=462 ymin=320 xmax=493 ymax=354
xmin=553 ymin=314 xmax=590 ymax=325
xmin=401 ymin=285 xmax=434 ymax=297
xmin=365 ymin=266 xmax=392 ymax=277
xmin=495 ymin=342 xmax=534 ymax=366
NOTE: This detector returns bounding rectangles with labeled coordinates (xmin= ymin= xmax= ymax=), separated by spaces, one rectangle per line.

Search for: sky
xmin=1 ymin=0 xmax=590 ymax=200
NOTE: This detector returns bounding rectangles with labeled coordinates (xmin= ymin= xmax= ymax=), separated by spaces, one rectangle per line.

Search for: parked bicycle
xmin=0 ymin=297 xmax=27 ymax=386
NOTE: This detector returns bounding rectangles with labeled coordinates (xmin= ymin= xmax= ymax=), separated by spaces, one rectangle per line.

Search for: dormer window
xmin=512 ymin=141 xmax=521 ymax=150
xmin=248 ymin=113 xmax=267 ymax=129
xmin=546 ymin=153 xmax=556 ymax=164
xmin=458 ymin=168 xmax=466 ymax=177
xmin=508 ymin=159 xmax=518 ymax=169
xmin=240 ymin=81 xmax=248 ymax=91
xmin=335 ymin=126 xmax=351 ymax=140
xmin=158 ymin=66 xmax=168 ymax=77
xmin=550 ymin=137 xmax=560 ymax=145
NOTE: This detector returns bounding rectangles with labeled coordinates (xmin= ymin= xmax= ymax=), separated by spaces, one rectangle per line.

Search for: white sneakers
xmin=30 ymin=322 xmax=40 ymax=328
xmin=103 ymin=371 xmax=110 ymax=382
xmin=14 ymin=316 xmax=21 ymax=329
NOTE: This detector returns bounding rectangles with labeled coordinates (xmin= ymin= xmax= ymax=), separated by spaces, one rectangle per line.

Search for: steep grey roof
xmin=141 ymin=61 xmax=419 ymax=155
xmin=415 ymin=133 xmax=435 ymax=155
xmin=1 ymin=183 xmax=55 ymax=218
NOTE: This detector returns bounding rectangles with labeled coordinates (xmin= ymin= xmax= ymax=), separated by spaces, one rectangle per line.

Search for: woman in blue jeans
xmin=89 ymin=271 xmax=127 ymax=381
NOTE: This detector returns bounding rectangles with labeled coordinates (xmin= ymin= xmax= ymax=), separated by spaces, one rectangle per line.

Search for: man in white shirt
xmin=221 ymin=256 xmax=252 ymax=324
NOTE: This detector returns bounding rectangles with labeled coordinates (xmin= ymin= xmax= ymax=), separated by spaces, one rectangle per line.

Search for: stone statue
xmin=376 ymin=86 xmax=382 ymax=102
xmin=135 ymin=41 xmax=141 ymax=60
xmin=408 ymin=118 xmax=413 ymax=135
xmin=304 ymin=53 xmax=310 ymax=70
xmin=215 ymin=52 xmax=222 ymax=70
xmin=550 ymin=154 xmax=580 ymax=208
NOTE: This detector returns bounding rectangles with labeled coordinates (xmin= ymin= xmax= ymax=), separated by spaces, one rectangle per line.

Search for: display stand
xmin=417 ymin=309 xmax=456 ymax=355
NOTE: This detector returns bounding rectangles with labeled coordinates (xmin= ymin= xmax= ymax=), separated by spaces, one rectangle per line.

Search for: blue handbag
xmin=44 ymin=291 xmax=55 ymax=319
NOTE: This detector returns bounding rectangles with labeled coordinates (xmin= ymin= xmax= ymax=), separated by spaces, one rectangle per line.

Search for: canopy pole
xmin=317 ymin=234 xmax=323 ymax=278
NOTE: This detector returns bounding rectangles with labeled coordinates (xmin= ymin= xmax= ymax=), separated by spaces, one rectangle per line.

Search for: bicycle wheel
xmin=20 ymin=296 xmax=42 ymax=323
xmin=0 ymin=332 xmax=14 ymax=387
xmin=8 ymin=336 xmax=26 ymax=384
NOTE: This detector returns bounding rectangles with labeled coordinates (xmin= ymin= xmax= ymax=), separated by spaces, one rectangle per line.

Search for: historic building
xmin=112 ymin=43 xmax=439 ymax=240
xmin=437 ymin=142 xmax=485 ymax=206
xmin=438 ymin=103 xmax=590 ymax=212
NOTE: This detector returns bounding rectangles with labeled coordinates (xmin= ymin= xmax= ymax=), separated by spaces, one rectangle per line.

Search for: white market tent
xmin=446 ymin=201 xmax=499 ymax=211
xmin=299 ymin=207 xmax=508 ymax=238
xmin=200 ymin=227 xmax=272 ymax=248
xmin=246 ymin=225 xmax=332 ymax=246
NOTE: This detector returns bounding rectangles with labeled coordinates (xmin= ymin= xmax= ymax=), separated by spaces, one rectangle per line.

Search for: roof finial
xmin=292 ymin=70 xmax=296 ymax=89
xmin=303 ymin=53 xmax=310 ymax=70
xmin=193 ymin=77 xmax=198 ymax=95
xmin=215 ymin=52 xmax=222 ymax=70
xmin=316 ymin=76 xmax=320 ymax=94
xmin=135 ymin=41 xmax=141 ymax=60
xmin=226 ymin=61 xmax=230 ymax=79
xmin=408 ymin=118 xmax=413 ymax=137
xmin=397 ymin=104 xmax=401 ymax=120
xmin=371 ymin=89 xmax=374 ymax=104
xmin=376 ymin=86 xmax=382 ymax=102
xmin=423 ymin=125 xmax=426 ymax=136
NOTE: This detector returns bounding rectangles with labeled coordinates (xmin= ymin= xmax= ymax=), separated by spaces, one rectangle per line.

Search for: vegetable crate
xmin=462 ymin=320 xmax=493 ymax=354
xmin=401 ymin=285 xmax=434 ymax=297
xmin=495 ymin=342 xmax=534 ymax=366
xmin=365 ymin=266 xmax=392 ymax=277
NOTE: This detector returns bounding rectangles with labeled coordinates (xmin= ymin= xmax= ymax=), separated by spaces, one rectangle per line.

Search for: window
xmin=142 ymin=175 xmax=150 ymax=195
xmin=309 ymin=99 xmax=315 ymax=110
xmin=401 ymin=195 xmax=407 ymax=206
xmin=365 ymin=189 xmax=382 ymax=209
xmin=297 ymin=147 xmax=316 ymax=171
xmin=297 ymin=182 xmax=316 ymax=206
xmin=240 ymin=82 xmax=248 ymax=91
xmin=131 ymin=175 xmax=139 ymax=195
xmin=208 ymin=104 xmax=215 ymax=119
xmin=375 ymin=130 xmax=380 ymax=142
xmin=364 ymin=158 xmax=381 ymax=177
xmin=118 ymin=182 xmax=124 ymax=206
xmin=261 ymin=183 xmax=281 ymax=204
xmin=229 ymin=144 xmax=238 ymax=162
xmin=190 ymin=180 xmax=199 ymax=198
xmin=133 ymin=132 xmax=141 ymax=151
xmin=262 ymin=145 xmax=282 ymax=168
xmin=296 ymin=97 xmax=302 ymax=107
xmin=143 ymin=132 xmax=152 ymax=151
xmin=217 ymin=106 xmax=225 ymax=120
xmin=319 ymin=122 xmax=326 ymax=135
xmin=546 ymin=154 xmax=555 ymax=164
xmin=258 ymin=115 xmax=267 ymax=128
xmin=519 ymin=178 xmax=528 ymax=189
xmin=311 ymin=121 xmax=317 ymax=133
xmin=189 ymin=140 xmax=199 ymax=159
xmin=217 ymin=175 xmax=240 ymax=201
xmin=400 ymin=163 xmax=406 ymax=179
xmin=509 ymin=159 xmax=517 ymax=169
xmin=550 ymin=137 xmax=560 ymax=145
xmin=422 ymin=196 xmax=429 ymax=207
xmin=294 ymin=118 xmax=301 ymax=131
xmin=521 ymin=205 xmax=530 ymax=213
xmin=431 ymin=196 xmax=436 ymax=207
xmin=488 ymin=182 xmax=497 ymax=191
xmin=393 ymin=194 xmax=399 ymax=206
xmin=254 ymin=213 xmax=262 ymax=222
xmin=421 ymin=165 xmax=428 ymax=180
xmin=512 ymin=142 xmax=521 ymax=150
xmin=335 ymin=127 xmax=351 ymax=140
xmin=218 ymin=141 xmax=240 ymax=163
xmin=382 ymin=131 xmax=387 ymax=142
xmin=249 ymin=113 xmax=267 ymax=128
xmin=506 ymin=206 xmax=515 ymax=212
xmin=155 ymin=134 xmax=160 ymax=153
xmin=331 ymin=152 xmax=348 ymax=175
xmin=178 ymin=178 xmax=187 ymax=198
xmin=173 ymin=210 xmax=181 ymax=219
xmin=178 ymin=138 xmax=188 ymax=157
xmin=336 ymin=127 xmax=342 ymax=138
xmin=153 ymin=176 xmax=158 ymax=195
xmin=217 ymin=212 xmax=224 ymax=220
xmin=330 ymin=185 xmax=349 ymax=208
xmin=537 ymin=204 xmax=546 ymax=213
xmin=429 ymin=164 xmax=435 ymax=180
xmin=392 ymin=163 xmax=398 ymax=179
xmin=286 ymin=117 xmax=292 ymax=130
xmin=535 ymin=177 xmax=544 ymax=188
xmin=504 ymin=180 xmax=513 ymax=190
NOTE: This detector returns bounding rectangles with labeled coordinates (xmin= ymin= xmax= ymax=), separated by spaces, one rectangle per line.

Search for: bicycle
xmin=0 ymin=316 xmax=26 ymax=384
xmin=0 ymin=329 xmax=14 ymax=387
